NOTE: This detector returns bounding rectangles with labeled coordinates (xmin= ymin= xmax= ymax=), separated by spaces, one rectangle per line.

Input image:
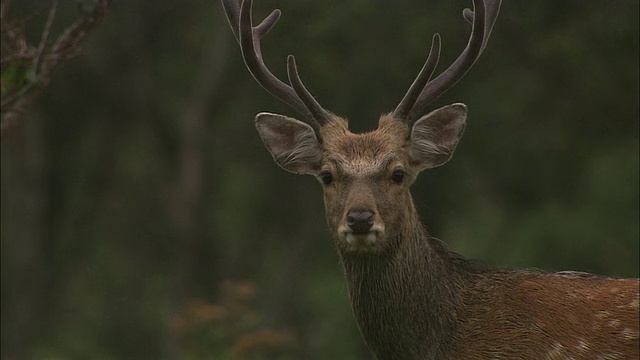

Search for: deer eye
xmin=391 ymin=170 xmax=405 ymax=184
xmin=320 ymin=171 xmax=334 ymax=186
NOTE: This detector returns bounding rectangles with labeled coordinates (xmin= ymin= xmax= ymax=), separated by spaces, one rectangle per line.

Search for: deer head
xmin=221 ymin=0 xmax=500 ymax=255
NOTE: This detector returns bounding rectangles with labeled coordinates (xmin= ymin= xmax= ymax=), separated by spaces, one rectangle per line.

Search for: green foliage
xmin=1 ymin=60 xmax=32 ymax=96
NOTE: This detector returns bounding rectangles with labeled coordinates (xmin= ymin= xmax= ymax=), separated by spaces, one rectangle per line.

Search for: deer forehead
xmin=320 ymin=115 xmax=411 ymax=173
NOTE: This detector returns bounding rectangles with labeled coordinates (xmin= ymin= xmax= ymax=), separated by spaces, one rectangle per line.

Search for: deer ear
xmin=255 ymin=112 xmax=323 ymax=174
xmin=407 ymin=103 xmax=467 ymax=171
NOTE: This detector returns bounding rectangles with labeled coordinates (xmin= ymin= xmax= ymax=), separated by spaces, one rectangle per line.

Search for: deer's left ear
xmin=407 ymin=103 xmax=467 ymax=172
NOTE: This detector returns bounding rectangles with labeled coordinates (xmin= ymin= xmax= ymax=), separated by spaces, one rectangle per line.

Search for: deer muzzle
xmin=339 ymin=208 xmax=386 ymax=250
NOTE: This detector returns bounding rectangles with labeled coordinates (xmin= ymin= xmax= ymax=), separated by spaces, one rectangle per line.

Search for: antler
xmin=393 ymin=0 xmax=502 ymax=122
xmin=220 ymin=0 xmax=333 ymax=126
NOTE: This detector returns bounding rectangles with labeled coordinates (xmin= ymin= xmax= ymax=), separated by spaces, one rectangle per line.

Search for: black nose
xmin=346 ymin=210 xmax=375 ymax=234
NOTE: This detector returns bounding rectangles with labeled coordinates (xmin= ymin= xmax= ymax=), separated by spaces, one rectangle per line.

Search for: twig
xmin=32 ymin=0 xmax=58 ymax=80
xmin=0 ymin=0 xmax=110 ymax=139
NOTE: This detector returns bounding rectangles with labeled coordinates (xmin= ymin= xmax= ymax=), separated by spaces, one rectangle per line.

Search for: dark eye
xmin=391 ymin=170 xmax=405 ymax=184
xmin=320 ymin=171 xmax=333 ymax=186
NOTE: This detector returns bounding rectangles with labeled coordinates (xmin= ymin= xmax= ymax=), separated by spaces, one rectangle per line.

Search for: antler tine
xmin=221 ymin=0 xmax=332 ymax=126
xmin=394 ymin=0 xmax=501 ymax=123
xmin=392 ymin=34 xmax=441 ymax=120
xmin=223 ymin=0 xmax=280 ymax=42
xmin=287 ymin=55 xmax=333 ymax=124
xmin=464 ymin=0 xmax=501 ymax=53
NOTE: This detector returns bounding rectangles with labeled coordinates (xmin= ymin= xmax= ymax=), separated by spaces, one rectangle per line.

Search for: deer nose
xmin=346 ymin=210 xmax=375 ymax=234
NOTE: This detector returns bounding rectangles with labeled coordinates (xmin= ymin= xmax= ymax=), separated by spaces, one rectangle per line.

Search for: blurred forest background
xmin=1 ymin=0 xmax=638 ymax=359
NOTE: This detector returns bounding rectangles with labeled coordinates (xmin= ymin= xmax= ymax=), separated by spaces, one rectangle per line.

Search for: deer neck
xmin=338 ymin=201 xmax=464 ymax=359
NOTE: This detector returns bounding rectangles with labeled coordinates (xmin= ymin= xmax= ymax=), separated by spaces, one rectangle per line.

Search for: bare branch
xmin=0 ymin=0 xmax=110 ymax=140
xmin=32 ymin=0 xmax=58 ymax=80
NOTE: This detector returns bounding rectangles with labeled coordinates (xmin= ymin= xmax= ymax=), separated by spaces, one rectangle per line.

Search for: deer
xmin=219 ymin=0 xmax=640 ymax=358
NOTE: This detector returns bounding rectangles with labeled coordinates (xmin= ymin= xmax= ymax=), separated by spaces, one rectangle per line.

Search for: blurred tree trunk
xmin=164 ymin=10 xmax=232 ymax=358
xmin=1 ymin=115 xmax=47 ymax=359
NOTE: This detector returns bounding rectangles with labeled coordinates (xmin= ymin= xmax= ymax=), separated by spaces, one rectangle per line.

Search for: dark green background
xmin=2 ymin=1 xmax=638 ymax=359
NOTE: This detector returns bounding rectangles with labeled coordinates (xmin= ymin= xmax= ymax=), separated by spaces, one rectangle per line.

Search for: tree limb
xmin=0 ymin=0 xmax=110 ymax=139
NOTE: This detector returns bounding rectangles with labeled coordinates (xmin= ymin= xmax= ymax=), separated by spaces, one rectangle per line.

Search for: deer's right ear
xmin=255 ymin=113 xmax=323 ymax=175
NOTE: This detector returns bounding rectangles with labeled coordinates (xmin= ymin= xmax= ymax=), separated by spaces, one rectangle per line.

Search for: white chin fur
xmin=345 ymin=232 xmax=378 ymax=246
